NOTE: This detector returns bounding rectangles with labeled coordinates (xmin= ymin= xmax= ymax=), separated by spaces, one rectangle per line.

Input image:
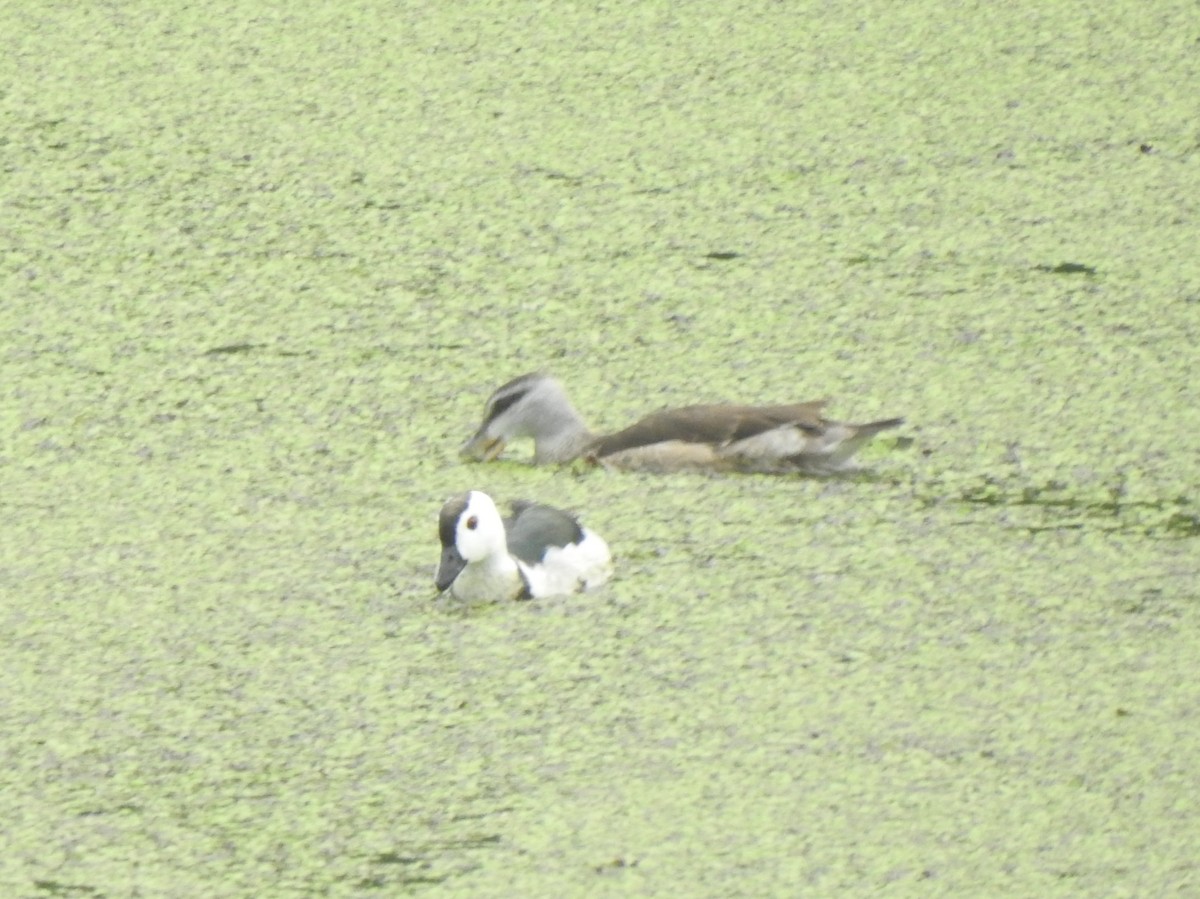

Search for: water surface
xmin=2 ymin=1 xmax=1197 ymax=895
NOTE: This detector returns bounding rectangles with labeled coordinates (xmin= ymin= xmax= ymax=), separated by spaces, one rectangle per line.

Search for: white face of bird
xmin=453 ymin=491 xmax=508 ymax=561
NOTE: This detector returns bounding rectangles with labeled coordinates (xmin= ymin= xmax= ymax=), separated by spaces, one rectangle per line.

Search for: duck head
xmin=460 ymin=373 xmax=591 ymax=464
xmin=435 ymin=490 xmax=509 ymax=590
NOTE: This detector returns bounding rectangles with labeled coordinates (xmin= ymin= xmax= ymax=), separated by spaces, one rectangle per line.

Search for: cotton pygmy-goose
xmin=435 ymin=490 xmax=613 ymax=603
xmin=459 ymin=372 xmax=904 ymax=475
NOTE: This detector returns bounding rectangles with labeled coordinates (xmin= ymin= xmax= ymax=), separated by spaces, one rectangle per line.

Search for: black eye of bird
xmin=466 ymin=516 xmax=478 ymax=530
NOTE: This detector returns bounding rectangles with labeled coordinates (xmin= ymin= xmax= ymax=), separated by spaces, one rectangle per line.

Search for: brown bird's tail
xmin=809 ymin=417 xmax=905 ymax=472
xmin=853 ymin=417 xmax=905 ymax=439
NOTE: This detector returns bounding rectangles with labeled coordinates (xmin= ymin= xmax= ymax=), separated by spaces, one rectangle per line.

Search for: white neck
xmin=452 ymin=552 xmax=525 ymax=603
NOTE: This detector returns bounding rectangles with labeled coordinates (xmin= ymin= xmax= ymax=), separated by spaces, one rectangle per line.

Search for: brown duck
xmin=460 ymin=372 xmax=904 ymax=475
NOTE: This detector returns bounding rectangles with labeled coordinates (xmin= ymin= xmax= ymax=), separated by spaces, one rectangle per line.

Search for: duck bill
xmin=435 ymin=544 xmax=467 ymax=592
xmin=460 ymin=432 xmax=506 ymax=462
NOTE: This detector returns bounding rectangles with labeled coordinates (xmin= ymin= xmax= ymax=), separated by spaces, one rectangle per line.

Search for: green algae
xmin=2 ymin=1 xmax=1198 ymax=896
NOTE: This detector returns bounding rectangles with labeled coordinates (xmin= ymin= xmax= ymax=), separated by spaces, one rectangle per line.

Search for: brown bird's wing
xmin=590 ymin=402 xmax=828 ymax=457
